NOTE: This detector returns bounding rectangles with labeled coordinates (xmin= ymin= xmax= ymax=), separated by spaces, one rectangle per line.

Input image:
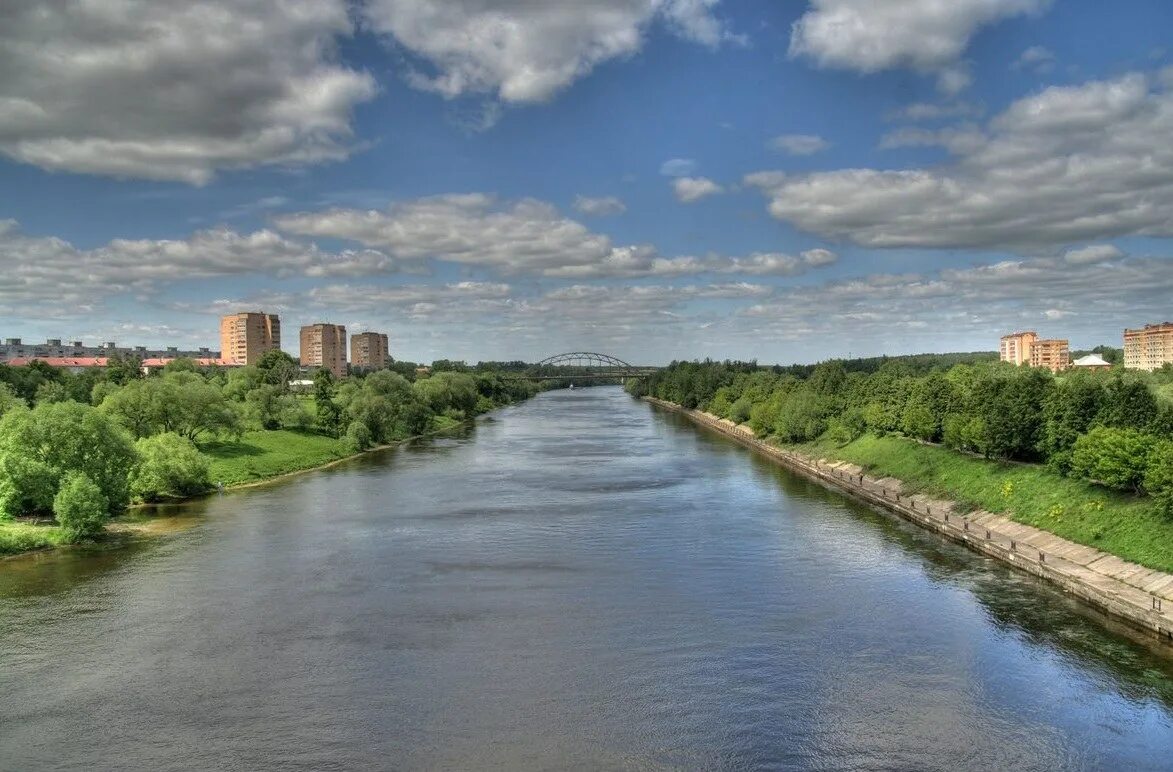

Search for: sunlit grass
xmin=201 ymin=429 xmax=350 ymax=487
xmin=0 ymin=520 xmax=68 ymax=555
xmin=803 ymin=434 xmax=1173 ymax=573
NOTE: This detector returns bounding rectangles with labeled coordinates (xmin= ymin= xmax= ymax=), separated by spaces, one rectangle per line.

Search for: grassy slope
xmin=0 ymin=521 xmax=67 ymax=556
xmin=801 ymin=433 xmax=1173 ymax=573
xmin=202 ymin=428 xmax=350 ymax=487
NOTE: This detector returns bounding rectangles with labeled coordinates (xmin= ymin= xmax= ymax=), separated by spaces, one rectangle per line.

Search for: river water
xmin=3 ymin=386 xmax=1173 ymax=770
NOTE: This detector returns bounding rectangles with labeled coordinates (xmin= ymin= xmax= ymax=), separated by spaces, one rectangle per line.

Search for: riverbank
xmin=646 ymin=397 xmax=1173 ymax=644
xmin=0 ymin=416 xmax=480 ymax=559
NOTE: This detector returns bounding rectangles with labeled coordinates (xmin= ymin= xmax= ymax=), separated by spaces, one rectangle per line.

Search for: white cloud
xmin=746 ymin=71 xmax=1173 ymax=250
xmin=362 ymin=0 xmax=738 ymax=104
xmin=1063 ymin=244 xmax=1124 ymax=265
xmin=573 ymin=196 xmax=627 ymax=216
xmin=660 ymin=158 xmax=699 ymax=177
xmin=887 ymin=101 xmax=984 ymax=122
xmin=936 ymin=64 xmax=973 ymax=96
xmin=673 ymin=176 xmax=724 ymax=203
xmin=789 ymin=0 xmax=1050 ymax=74
xmin=0 ymin=0 xmax=377 ymax=184
xmin=769 ymin=134 xmax=830 ymax=156
xmin=1013 ymin=45 xmax=1056 ymax=73
xmin=0 ymin=219 xmax=397 ymax=315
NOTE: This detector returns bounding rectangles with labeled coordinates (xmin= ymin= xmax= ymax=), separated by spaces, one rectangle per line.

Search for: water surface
xmin=3 ymin=387 xmax=1173 ymax=770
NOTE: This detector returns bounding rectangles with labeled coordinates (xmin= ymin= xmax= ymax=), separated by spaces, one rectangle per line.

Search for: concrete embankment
xmin=646 ymin=397 xmax=1173 ymax=645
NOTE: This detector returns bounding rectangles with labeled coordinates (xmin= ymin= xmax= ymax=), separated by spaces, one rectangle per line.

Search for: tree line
xmin=628 ymin=356 xmax=1173 ymax=517
xmin=0 ymin=352 xmax=540 ymax=542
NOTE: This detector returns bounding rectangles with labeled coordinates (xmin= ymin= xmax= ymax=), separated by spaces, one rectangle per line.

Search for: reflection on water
xmin=2 ymin=386 xmax=1173 ymax=771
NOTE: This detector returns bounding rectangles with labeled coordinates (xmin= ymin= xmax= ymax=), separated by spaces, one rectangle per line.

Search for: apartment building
xmin=0 ymin=337 xmax=216 ymax=363
xmin=999 ymin=331 xmax=1038 ymax=366
xmin=1124 ymin=322 xmax=1173 ymax=371
xmin=300 ymin=323 xmax=348 ymax=379
xmin=350 ymin=332 xmax=390 ymax=370
xmin=1029 ymin=338 xmax=1070 ymax=373
xmin=220 ymin=312 xmax=280 ymax=365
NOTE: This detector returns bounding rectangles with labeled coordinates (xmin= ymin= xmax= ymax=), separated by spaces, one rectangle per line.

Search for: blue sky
xmin=2 ymin=0 xmax=1172 ymax=364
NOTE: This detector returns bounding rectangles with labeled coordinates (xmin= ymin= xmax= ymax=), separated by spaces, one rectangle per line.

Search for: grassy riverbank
xmin=802 ymin=434 xmax=1173 ymax=573
xmin=0 ymin=521 xmax=68 ymax=555
xmin=202 ymin=429 xmax=351 ymax=487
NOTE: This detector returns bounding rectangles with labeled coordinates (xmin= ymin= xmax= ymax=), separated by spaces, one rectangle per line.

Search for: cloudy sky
xmin=2 ymin=0 xmax=1171 ymax=365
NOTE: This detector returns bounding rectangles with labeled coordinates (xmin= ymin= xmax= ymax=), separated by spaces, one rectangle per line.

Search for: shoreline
xmin=2 ymin=412 xmax=496 ymax=561
xmin=645 ymin=396 xmax=1173 ymax=646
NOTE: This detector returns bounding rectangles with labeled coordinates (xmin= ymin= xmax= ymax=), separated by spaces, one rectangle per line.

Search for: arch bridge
xmin=506 ymin=352 xmax=659 ymax=381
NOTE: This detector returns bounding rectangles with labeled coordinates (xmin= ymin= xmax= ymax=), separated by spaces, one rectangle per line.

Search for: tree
xmin=130 ymin=433 xmax=211 ymax=502
xmin=1145 ymin=442 xmax=1173 ymax=518
xmin=257 ymin=350 xmax=299 ymax=390
xmin=1041 ymin=375 xmax=1105 ymax=472
xmin=0 ymin=383 xmax=19 ymax=418
xmin=313 ymin=368 xmax=343 ymax=435
xmin=0 ymin=401 xmax=136 ymax=517
xmin=53 ymin=472 xmax=109 ymax=541
xmin=1070 ymin=427 xmax=1157 ymax=492
xmin=1098 ymin=377 xmax=1158 ymax=432
xmin=104 ymin=353 xmax=144 ymax=385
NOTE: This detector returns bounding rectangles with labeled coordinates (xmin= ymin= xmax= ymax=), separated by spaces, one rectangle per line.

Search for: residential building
xmin=999 ymin=331 xmax=1038 ymax=366
xmin=220 ymin=312 xmax=280 ymax=365
xmin=1071 ymin=353 xmax=1112 ymax=371
xmin=1124 ymin=322 xmax=1173 ymax=371
xmin=0 ymin=337 xmax=217 ymax=363
xmin=350 ymin=331 xmax=390 ymax=370
xmin=1029 ymin=339 xmax=1070 ymax=372
xmin=300 ymin=323 xmax=348 ymax=379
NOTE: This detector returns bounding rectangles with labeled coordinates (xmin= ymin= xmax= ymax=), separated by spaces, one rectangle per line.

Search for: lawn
xmin=0 ymin=520 xmax=68 ymax=556
xmin=202 ymin=428 xmax=351 ymax=487
xmin=802 ymin=433 xmax=1173 ymax=573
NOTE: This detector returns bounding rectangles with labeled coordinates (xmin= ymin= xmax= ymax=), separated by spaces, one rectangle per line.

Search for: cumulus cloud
xmin=673 ymin=176 xmax=725 ymax=203
xmin=0 ymin=0 xmax=377 ymax=184
xmin=573 ymin=195 xmax=627 ymax=216
xmin=769 ymin=134 xmax=830 ymax=156
xmin=660 ymin=158 xmax=699 ymax=177
xmin=1013 ymin=45 xmax=1056 ymax=73
xmin=789 ymin=0 xmax=1050 ymax=74
xmin=362 ymin=0 xmax=738 ymax=103
xmin=746 ymin=71 xmax=1173 ymax=250
xmin=0 ymin=219 xmax=396 ymax=314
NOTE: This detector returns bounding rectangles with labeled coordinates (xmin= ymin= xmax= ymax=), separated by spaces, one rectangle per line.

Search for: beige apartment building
xmin=999 ymin=331 xmax=1038 ymax=365
xmin=300 ymin=323 xmax=348 ymax=379
xmin=1030 ymin=338 xmax=1070 ymax=372
xmin=999 ymin=330 xmax=1069 ymax=372
xmin=350 ymin=331 xmax=389 ymax=370
xmin=219 ymin=312 xmax=280 ymax=365
xmin=1124 ymin=322 xmax=1173 ymax=371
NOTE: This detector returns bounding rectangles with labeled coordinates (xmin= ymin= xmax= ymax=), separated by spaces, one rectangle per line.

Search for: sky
xmin=1 ymin=0 xmax=1172 ymax=365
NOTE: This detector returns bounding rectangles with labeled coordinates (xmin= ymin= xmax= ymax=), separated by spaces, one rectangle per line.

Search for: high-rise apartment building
xmin=300 ymin=323 xmax=347 ymax=379
xmin=1029 ymin=339 xmax=1070 ymax=373
xmin=220 ymin=312 xmax=280 ymax=365
xmin=999 ymin=331 xmax=1038 ymax=366
xmin=1124 ymin=322 xmax=1173 ymax=371
xmin=350 ymin=332 xmax=389 ymax=370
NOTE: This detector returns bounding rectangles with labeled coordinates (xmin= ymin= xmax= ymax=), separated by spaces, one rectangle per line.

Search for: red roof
xmin=4 ymin=357 xmax=109 ymax=367
xmin=140 ymin=357 xmax=236 ymax=367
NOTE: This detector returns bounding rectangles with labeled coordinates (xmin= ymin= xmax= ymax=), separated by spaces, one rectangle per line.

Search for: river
xmin=3 ymin=386 xmax=1173 ymax=770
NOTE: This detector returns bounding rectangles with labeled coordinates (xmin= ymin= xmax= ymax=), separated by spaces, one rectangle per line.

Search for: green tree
xmin=1070 ymin=427 xmax=1157 ymax=492
xmin=104 ymin=353 xmax=144 ymax=385
xmin=257 ymin=350 xmax=299 ymax=390
xmin=53 ymin=472 xmax=109 ymax=542
xmin=1098 ymin=377 xmax=1158 ymax=432
xmin=129 ymin=433 xmax=211 ymax=502
xmin=313 ymin=368 xmax=343 ymax=436
xmin=1145 ymin=442 xmax=1173 ymax=518
xmin=1041 ymin=375 xmax=1106 ymax=473
xmin=0 ymin=383 xmax=19 ymax=418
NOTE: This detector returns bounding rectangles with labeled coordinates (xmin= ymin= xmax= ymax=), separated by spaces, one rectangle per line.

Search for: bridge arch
xmin=534 ymin=352 xmax=635 ymax=370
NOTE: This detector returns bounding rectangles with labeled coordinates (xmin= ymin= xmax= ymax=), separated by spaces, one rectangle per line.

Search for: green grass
xmin=799 ymin=433 xmax=1173 ymax=573
xmin=0 ymin=520 xmax=68 ymax=555
xmin=201 ymin=428 xmax=351 ymax=487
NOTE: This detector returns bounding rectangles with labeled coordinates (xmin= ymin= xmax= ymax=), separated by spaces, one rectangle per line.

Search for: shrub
xmin=130 ymin=433 xmax=211 ymax=502
xmin=53 ymin=472 xmax=108 ymax=541
xmin=1070 ymin=427 xmax=1157 ymax=492
xmin=1145 ymin=442 xmax=1173 ymax=517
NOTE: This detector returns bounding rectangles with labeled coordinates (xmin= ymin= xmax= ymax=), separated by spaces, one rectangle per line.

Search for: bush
xmin=1070 ymin=427 xmax=1157 ymax=492
xmin=53 ymin=472 xmax=108 ymax=541
xmin=130 ymin=433 xmax=211 ymax=502
xmin=1145 ymin=442 xmax=1173 ymax=517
